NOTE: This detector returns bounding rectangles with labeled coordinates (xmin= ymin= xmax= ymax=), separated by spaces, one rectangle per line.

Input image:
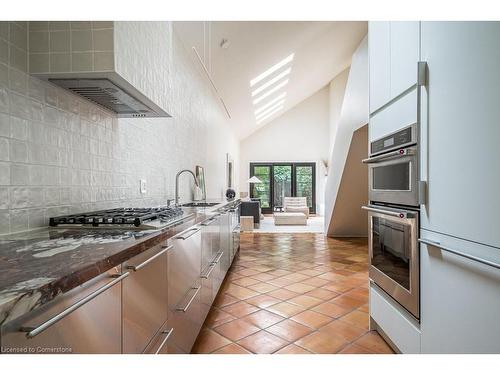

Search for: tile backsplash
xmin=28 ymin=21 xmax=114 ymax=74
xmin=0 ymin=21 xmax=238 ymax=235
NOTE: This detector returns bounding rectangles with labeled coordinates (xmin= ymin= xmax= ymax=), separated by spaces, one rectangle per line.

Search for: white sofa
xmin=283 ymin=197 xmax=310 ymax=218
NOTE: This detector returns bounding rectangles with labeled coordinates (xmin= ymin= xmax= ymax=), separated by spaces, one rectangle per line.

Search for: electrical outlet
xmin=140 ymin=179 xmax=147 ymax=194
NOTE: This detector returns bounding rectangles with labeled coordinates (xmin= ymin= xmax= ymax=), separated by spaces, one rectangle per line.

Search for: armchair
xmin=283 ymin=197 xmax=309 ymax=218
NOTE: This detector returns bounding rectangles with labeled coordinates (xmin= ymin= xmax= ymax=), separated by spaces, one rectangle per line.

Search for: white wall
xmin=324 ymin=36 xmax=369 ymax=236
xmin=0 ymin=21 xmax=239 ymax=235
xmin=239 ymin=86 xmax=330 ymax=215
xmin=328 ymin=68 xmax=350 ymax=157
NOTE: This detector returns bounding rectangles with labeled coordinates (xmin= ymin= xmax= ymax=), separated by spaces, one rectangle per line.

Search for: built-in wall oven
xmin=363 ymin=123 xmax=421 ymax=319
xmin=364 ymin=124 xmax=421 ymax=207
xmin=362 ymin=204 xmax=420 ymax=318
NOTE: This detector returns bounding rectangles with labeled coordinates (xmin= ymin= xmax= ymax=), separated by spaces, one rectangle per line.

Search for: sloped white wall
xmin=328 ymin=68 xmax=350 ymax=158
xmin=324 ymin=36 xmax=369 ymax=236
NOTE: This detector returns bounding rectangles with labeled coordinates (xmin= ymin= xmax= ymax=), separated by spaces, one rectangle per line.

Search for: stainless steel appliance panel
xmin=229 ymin=204 xmax=240 ymax=261
xmin=232 ymin=224 xmax=241 ymax=261
xmin=1 ymin=268 xmax=124 ymax=354
xmin=122 ymin=243 xmax=170 ymax=353
xmin=366 ymin=145 xmax=419 ymax=206
xmin=364 ymin=205 xmax=420 ymax=318
xmin=168 ymin=227 xmax=203 ymax=353
xmin=219 ymin=212 xmax=231 ymax=275
xmin=210 ymin=215 xmax=221 ymax=260
xmin=201 ymin=221 xmax=212 ymax=270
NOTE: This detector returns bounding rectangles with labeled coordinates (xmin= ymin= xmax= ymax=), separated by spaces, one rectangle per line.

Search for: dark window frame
xmin=249 ymin=162 xmax=316 ymax=214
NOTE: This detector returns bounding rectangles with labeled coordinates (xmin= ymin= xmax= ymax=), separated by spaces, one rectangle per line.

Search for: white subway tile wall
xmin=0 ymin=21 xmax=234 ymax=235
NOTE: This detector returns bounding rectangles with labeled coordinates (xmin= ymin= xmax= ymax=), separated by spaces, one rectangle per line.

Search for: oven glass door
xmin=372 ymin=162 xmax=411 ymax=191
xmin=371 ymin=216 xmax=411 ymax=290
xmin=366 ymin=206 xmax=420 ymax=318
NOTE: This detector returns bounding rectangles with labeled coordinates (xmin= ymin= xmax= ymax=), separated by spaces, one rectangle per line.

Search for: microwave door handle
xmin=362 ymin=148 xmax=414 ymax=164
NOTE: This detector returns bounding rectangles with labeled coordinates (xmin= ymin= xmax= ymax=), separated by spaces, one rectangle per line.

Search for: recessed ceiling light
xmin=252 ymin=79 xmax=289 ymax=105
xmin=254 ymin=93 xmax=287 ymax=115
xmin=251 ymin=67 xmax=292 ymax=97
xmin=220 ymin=38 xmax=230 ymax=49
xmin=250 ymin=53 xmax=294 ymax=87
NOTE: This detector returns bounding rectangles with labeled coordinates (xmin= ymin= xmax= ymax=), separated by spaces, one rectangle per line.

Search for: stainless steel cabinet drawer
xmin=200 ymin=261 xmax=215 ymax=321
xmin=168 ymin=280 xmax=202 ymax=353
xmin=122 ymin=243 xmax=170 ymax=354
xmin=200 ymin=249 xmax=224 ymax=321
xmin=1 ymin=268 xmax=125 ymax=354
xmin=142 ymin=320 xmax=176 ymax=354
xmin=168 ymin=226 xmax=203 ymax=353
xmin=201 ymin=224 xmax=212 ymax=271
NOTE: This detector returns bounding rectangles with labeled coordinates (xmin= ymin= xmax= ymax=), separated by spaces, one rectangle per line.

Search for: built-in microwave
xmin=362 ymin=204 xmax=420 ymax=319
xmin=363 ymin=124 xmax=421 ymax=207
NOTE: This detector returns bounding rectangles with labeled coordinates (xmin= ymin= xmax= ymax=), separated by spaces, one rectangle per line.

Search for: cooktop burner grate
xmin=49 ymin=207 xmax=185 ymax=227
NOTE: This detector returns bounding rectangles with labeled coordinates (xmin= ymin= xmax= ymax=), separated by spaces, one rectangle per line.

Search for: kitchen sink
xmin=181 ymin=202 xmax=220 ymax=208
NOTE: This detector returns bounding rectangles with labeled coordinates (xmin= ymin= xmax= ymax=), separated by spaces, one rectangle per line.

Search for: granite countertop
xmin=0 ymin=199 xmax=239 ymax=327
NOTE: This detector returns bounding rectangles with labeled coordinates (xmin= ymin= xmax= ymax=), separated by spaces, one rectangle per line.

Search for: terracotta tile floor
xmin=191 ymin=233 xmax=394 ymax=354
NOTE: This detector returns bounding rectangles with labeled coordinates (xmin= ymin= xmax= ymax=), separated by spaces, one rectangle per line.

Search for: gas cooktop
xmin=49 ymin=206 xmax=192 ymax=229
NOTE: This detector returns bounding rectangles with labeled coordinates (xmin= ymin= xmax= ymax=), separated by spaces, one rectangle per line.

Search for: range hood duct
xmin=49 ymin=78 xmax=169 ymax=118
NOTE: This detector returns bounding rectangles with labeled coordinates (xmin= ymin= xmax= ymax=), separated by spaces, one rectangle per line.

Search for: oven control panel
xmin=371 ymin=125 xmax=415 ymax=155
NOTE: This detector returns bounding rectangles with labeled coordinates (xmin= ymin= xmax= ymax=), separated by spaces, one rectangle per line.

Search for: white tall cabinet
xmin=420 ymin=22 xmax=500 ymax=249
xmin=419 ymin=21 xmax=500 ymax=353
xmin=369 ymin=21 xmax=420 ymax=114
xmin=368 ymin=21 xmax=423 ymax=353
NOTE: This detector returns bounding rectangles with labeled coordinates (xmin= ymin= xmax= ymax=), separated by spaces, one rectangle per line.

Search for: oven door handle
xmin=362 ymin=205 xmax=416 ymax=219
xmin=362 ymin=148 xmax=414 ymax=164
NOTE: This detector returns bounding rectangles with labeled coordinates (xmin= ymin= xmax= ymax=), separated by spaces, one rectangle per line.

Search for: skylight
xmin=252 ymin=79 xmax=289 ymax=105
xmin=256 ymin=105 xmax=284 ymax=124
xmin=250 ymin=54 xmax=294 ymax=87
xmin=250 ymin=53 xmax=294 ymax=125
xmin=251 ymin=68 xmax=292 ymax=97
xmin=255 ymin=100 xmax=285 ymax=120
xmin=254 ymin=93 xmax=287 ymax=115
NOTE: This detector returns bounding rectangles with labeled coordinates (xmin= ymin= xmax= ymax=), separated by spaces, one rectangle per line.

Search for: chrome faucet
xmin=175 ymin=169 xmax=199 ymax=206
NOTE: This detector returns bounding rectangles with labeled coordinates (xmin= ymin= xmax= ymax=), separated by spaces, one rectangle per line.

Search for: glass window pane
xmin=295 ymin=166 xmax=313 ymax=207
xmin=273 ymin=165 xmax=292 ymax=211
xmin=251 ymin=166 xmax=271 ymax=208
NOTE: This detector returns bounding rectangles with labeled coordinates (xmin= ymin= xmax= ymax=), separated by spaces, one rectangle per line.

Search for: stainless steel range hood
xmin=48 ymin=78 xmax=168 ymax=118
xmin=28 ymin=21 xmax=171 ymax=118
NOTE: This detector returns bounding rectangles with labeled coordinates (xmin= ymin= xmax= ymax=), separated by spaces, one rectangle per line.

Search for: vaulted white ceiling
xmin=174 ymin=21 xmax=367 ymax=140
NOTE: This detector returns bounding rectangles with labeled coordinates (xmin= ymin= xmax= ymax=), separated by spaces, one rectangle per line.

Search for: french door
xmin=249 ymin=162 xmax=316 ymax=214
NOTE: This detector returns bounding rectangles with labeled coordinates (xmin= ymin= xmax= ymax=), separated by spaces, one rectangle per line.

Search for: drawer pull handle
xmin=127 ymin=245 xmax=172 ymax=272
xmin=212 ymin=250 xmax=224 ymax=264
xmin=155 ymin=328 xmax=174 ymax=354
xmin=201 ymin=263 xmax=216 ymax=279
xmin=419 ymin=238 xmax=500 ymax=270
xmin=201 ymin=215 xmax=219 ymax=226
xmin=21 ymin=272 xmax=130 ymax=339
xmin=175 ymin=227 xmax=201 ymax=240
xmin=176 ymin=286 xmax=201 ymax=312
